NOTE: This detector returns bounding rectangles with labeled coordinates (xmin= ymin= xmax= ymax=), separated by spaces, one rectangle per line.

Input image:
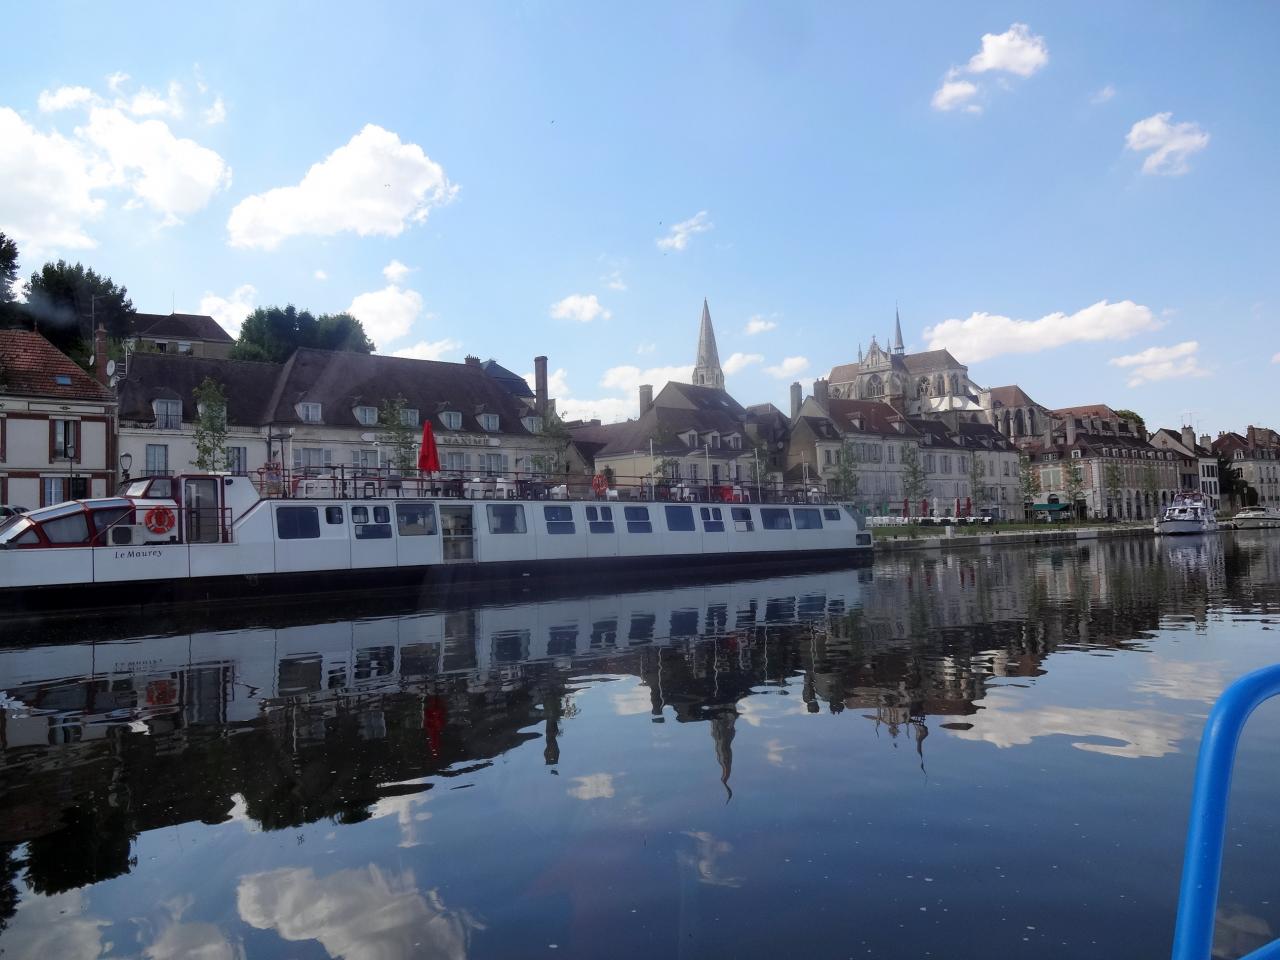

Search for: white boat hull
xmin=1155 ymin=518 xmax=1218 ymax=536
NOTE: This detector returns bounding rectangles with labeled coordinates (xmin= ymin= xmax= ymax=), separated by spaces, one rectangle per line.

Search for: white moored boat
xmin=1154 ymin=492 xmax=1219 ymax=536
xmin=0 ymin=470 xmax=873 ymax=613
xmin=1230 ymin=506 xmax=1280 ymax=530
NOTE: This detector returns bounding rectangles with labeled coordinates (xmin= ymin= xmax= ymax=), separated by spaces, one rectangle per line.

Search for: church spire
xmin=892 ymin=305 xmax=905 ymax=355
xmin=692 ymin=298 xmax=724 ymax=390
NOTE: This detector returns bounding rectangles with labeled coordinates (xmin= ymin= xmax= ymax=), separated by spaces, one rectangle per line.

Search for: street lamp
xmin=119 ymin=452 xmax=132 ymax=482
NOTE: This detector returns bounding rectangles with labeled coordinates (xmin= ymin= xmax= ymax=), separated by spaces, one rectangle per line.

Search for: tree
xmin=529 ymin=410 xmax=573 ymax=477
xmin=24 ymin=260 xmax=134 ymax=360
xmin=1104 ymin=463 xmax=1124 ymax=518
xmin=1018 ymin=452 xmax=1041 ymax=506
xmin=967 ymin=453 xmax=986 ymax=508
xmin=831 ymin=439 xmax=860 ymax=499
xmin=231 ymin=305 xmax=374 ymax=363
xmin=1065 ymin=463 xmax=1085 ymax=519
xmin=1217 ymin=454 xmax=1254 ymax=511
xmin=378 ymin=396 xmax=417 ymax=473
xmin=191 ymin=378 xmax=229 ymax=472
xmin=1141 ymin=464 xmax=1160 ymax=513
xmin=1114 ymin=409 xmax=1146 ymax=432
xmin=900 ymin=444 xmax=928 ymax=508
xmin=0 ymin=233 xmax=18 ymax=308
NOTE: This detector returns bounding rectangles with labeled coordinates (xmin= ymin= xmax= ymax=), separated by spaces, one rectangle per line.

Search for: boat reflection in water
xmin=3 ymin=533 xmax=1280 ymax=959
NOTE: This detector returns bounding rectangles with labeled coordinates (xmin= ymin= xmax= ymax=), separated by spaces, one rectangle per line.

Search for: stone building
xmin=126 ymin=312 xmax=235 ymax=359
xmin=1151 ymin=426 xmax=1221 ymax=511
xmin=1213 ymin=426 xmax=1280 ymax=508
xmin=691 ymin=299 xmax=725 ymax=390
xmin=980 ymin=384 xmax=1053 ymax=442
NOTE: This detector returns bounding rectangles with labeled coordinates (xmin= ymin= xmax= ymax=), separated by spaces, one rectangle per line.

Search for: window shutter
xmin=73 ymin=420 xmax=81 ymax=463
xmin=323 ymin=449 xmax=333 ymax=466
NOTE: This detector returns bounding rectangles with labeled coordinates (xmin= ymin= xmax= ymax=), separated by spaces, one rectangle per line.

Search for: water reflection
xmin=1 ymin=532 xmax=1279 ymax=958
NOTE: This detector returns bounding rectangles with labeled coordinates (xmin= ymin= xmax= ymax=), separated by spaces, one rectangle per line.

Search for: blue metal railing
xmin=1172 ymin=664 xmax=1280 ymax=960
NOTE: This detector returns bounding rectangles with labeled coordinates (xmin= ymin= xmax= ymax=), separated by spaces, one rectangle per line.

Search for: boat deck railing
xmin=247 ymin=465 xmax=847 ymax=506
xmin=1171 ymin=663 xmax=1280 ymax=960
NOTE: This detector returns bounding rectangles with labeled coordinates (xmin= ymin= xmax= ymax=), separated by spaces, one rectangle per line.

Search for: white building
xmin=0 ymin=330 xmax=117 ymax=507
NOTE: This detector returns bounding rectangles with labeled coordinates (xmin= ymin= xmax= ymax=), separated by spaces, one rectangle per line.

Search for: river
xmin=1 ymin=534 xmax=1279 ymax=959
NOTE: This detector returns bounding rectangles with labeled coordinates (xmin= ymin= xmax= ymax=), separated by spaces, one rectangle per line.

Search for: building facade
xmin=126 ymin=312 xmax=235 ymax=359
xmin=1151 ymin=426 xmax=1220 ymax=511
xmin=1213 ymin=426 xmax=1280 ymax=508
xmin=0 ymin=330 xmax=117 ymax=506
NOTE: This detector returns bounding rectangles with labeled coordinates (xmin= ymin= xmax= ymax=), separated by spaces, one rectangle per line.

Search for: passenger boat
xmin=1154 ymin=492 xmax=1219 ymax=536
xmin=0 ymin=471 xmax=872 ymax=612
xmin=1229 ymin=505 xmax=1280 ymax=530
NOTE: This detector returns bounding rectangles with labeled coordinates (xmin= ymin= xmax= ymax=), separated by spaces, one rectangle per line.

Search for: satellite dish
xmin=106 ymin=360 xmax=116 ymax=377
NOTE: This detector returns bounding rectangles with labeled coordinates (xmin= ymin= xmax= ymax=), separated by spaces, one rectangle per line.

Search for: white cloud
xmin=227 ymin=124 xmax=456 ymax=249
xmin=966 ymin=23 xmax=1049 ymax=77
xmin=1108 ymin=340 xmax=1208 ymax=386
xmin=1272 ymin=352 xmax=1280 ymax=364
xmin=932 ymin=23 xmax=1046 ymax=113
xmin=601 ymin=363 xmax=694 ymax=392
xmin=0 ymin=106 xmax=105 ymax=254
xmin=568 ymin=773 xmax=616 ymax=799
xmin=391 ymin=338 xmax=460 ymax=361
xmin=681 ymin=831 xmax=743 ymax=887
xmin=602 ymin=269 xmax=627 ymax=291
xmin=723 ymin=352 xmax=763 ymax=375
xmin=764 ymin=356 xmax=809 ymax=379
xmin=313 ymin=269 xmax=328 ymax=281
xmin=348 ymin=284 xmax=425 ymax=349
xmin=105 ymin=71 xmax=130 ymax=93
xmin=656 ymin=210 xmax=712 ymax=251
xmin=636 ymin=341 xmax=656 ymax=354
xmin=382 ymin=259 xmax=412 ymax=283
xmin=203 ymin=96 xmax=227 ymax=125
xmin=521 ymin=367 xmax=571 ymax=400
xmin=1125 ymin=112 xmax=1210 ymax=176
xmin=1092 ymin=84 xmax=1116 ymax=104
xmin=923 ymin=299 xmax=1160 ymax=363
xmin=0 ymin=890 xmax=109 ymax=960
xmin=550 ymin=293 xmax=611 ymax=323
xmin=557 ymin=395 xmax=636 ymax=423
xmin=610 ymin=685 xmax=652 ymax=715
xmin=38 ymin=85 xmax=96 ymax=112
xmin=199 ymin=283 xmax=256 ymax=336
xmin=931 ymin=78 xmax=980 ymax=112
xmin=81 ymin=106 xmax=231 ymax=223
xmin=123 ymin=80 xmax=184 ymax=118
xmin=744 ymin=316 xmax=777 ymax=336
xmin=237 ymin=865 xmax=479 ymax=960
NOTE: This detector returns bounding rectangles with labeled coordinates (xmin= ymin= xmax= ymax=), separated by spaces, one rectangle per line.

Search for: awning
xmin=1031 ymin=502 xmax=1072 ymax=512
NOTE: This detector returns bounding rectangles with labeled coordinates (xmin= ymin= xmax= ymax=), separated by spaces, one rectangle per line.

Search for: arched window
xmin=1027 ymin=408 xmax=1037 ymax=436
xmin=934 ymin=374 xmax=945 ymax=396
xmin=866 ymin=374 xmax=884 ymax=398
xmin=917 ymin=377 xmax=930 ymax=398
xmin=1013 ymin=409 xmax=1026 ymax=436
xmin=1002 ymin=411 xmax=1012 ymax=435
xmin=949 ymin=374 xmax=961 ymax=396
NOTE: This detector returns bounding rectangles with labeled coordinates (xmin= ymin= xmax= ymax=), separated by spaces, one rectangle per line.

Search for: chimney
xmin=93 ymin=325 xmax=109 ymax=385
xmin=1200 ymin=434 xmax=1211 ymax=449
xmin=813 ymin=377 xmax=829 ymax=407
xmin=790 ymin=381 xmax=803 ymax=420
xmin=534 ymin=355 xmax=548 ymax=416
xmin=1181 ymin=425 xmax=1196 ymax=450
xmin=638 ymin=383 xmax=653 ymax=416
xmin=1066 ymin=417 xmax=1076 ymax=446
xmin=464 ymin=355 xmax=480 ymax=367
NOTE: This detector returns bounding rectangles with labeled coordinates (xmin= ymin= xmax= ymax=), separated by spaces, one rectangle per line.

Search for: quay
xmin=873 ymin=522 xmax=1157 ymax=553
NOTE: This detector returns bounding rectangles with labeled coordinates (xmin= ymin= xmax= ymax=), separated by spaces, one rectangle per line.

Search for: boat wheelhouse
xmin=1154 ymin=491 xmax=1219 ymax=537
xmin=0 ymin=469 xmax=873 ymax=611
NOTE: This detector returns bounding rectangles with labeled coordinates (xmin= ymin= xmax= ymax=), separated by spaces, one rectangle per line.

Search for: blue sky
xmin=2 ymin=3 xmax=1277 ymax=433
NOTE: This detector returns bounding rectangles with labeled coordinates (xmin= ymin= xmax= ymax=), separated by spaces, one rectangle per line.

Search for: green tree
xmin=967 ymin=453 xmax=986 ymax=507
xmin=377 ymin=396 xmax=417 ymax=473
xmin=231 ymin=305 xmax=373 ymax=363
xmin=900 ymin=443 xmax=928 ymax=507
xmin=1065 ymin=463 xmax=1086 ymax=518
xmin=831 ymin=439 xmax=860 ymax=499
xmin=0 ymin=233 xmax=19 ymax=314
xmin=191 ymin=378 xmax=229 ymax=472
xmin=1113 ymin=409 xmax=1146 ymax=432
xmin=1104 ymin=462 xmax=1124 ymax=518
xmin=1141 ymin=464 xmax=1160 ymax=512
xmin=24 ymin=260 xmax=134 ymax=360
xmin=1018 ymin=451 xmax=1041 ymax=506
xmin=529 ymin=410 xmax=573 ymax=477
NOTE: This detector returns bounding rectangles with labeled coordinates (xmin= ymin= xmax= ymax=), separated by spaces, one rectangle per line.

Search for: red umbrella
xmin=418 ymin=421 xmax=440 ymax=472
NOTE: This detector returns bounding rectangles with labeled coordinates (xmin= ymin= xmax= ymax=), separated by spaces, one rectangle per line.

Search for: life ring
xmin=144 ymin=506 xmax=176 ymax=536
xmin=592 ymin=473 xmax=608 ymax=496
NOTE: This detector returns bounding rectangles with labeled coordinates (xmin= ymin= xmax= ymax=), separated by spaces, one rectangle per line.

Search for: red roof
xmin=0 ymin=330 xmax=115 ymax=402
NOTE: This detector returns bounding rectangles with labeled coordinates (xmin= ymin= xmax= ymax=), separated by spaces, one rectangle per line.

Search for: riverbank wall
xmin=873 ymin=524 xmax=1155 ymax=554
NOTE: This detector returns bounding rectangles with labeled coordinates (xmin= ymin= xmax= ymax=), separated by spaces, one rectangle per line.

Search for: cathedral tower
xmin=692 ymin=298 xmax=725 ymax=389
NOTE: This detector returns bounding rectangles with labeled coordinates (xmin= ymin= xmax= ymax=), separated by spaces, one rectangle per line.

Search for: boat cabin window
xmin=92 ymin=505 xmax=132 ymax=540
xmin=544 ymin=505 xmax=575 ymax=534
xmin=42 ymin=510 xmax=90 ymax=544
xmin=147 ymin=478 xmax=175 ymax=499
xmin=700 ymin=506 xmax=725 ymax=533
xmin=326 ymin=506 xmax=344 ymax=524
xmin=794 ymin=508 xmax=823 ymax=530
xmin=585 ymin=505 xmax=614 ymax=534
xmin=731 ymin=507 xmax=754 ymax=532
xmin=396 ymin=503 xmax=437 ymax=536
xmin=624 ymin=506 xmax=652 ymax=533
xmin=487 ymin=503 xmax=527 ymax=534
xmin=121 ymin=479 xmax=151 ymax=497
xmin=0 ymin=518 xmax=39 ymax=546
xmin=352 ymin=504 xmax=392 ymax=539
xmin=664 ymin=505 xmax=695 ymax=532
xmin=277 ymin=506 xmax=320 ymax=539
xmin=761 ymin=508 xmax=792 ymax=531
xmin=823 ymin=508 xmax=842 ymax=521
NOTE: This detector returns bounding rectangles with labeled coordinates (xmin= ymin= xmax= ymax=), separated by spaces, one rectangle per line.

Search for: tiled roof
xmin=481 ymin=359 xmax=535 ymax=399
xmin=900 ymin=349 xmax=962 ymax=374
xmin=119 ymin=352 xmax=283 ymax=425
xmin=986 ymin=384 xmax=1039 ymax=409
xmin=591 ymin=385 xmax=750 ymax=459
xmin=825 ymin=398 xmax=917 ymax=437
xmin=130 ymin=312 xmax=235 ymax=344
xmin=0 ymin=330 xmax=114 ymax=402
xmin=1053 ymin=404 xmax=1119 ymax=420
xmin=906 ymin=418 xmax=961 ymax=449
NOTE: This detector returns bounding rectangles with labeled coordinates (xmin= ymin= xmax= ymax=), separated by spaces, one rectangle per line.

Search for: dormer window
xmin=522 ymin=416 xmax=543 ymax=434
xmin=298 ymin=402 xmax=322 ymax=424
xmin=479 ymin=413 xmax=499 ymax=432
xmin=441 ymin=411 xmax=462 ymax=430
xmin=354 ymin=405 xmax=378 ymax=426
xmin=400 ymin=408 xmax=419 ymax=427
xmin=153 ymin=398 xmax=182 ymax=429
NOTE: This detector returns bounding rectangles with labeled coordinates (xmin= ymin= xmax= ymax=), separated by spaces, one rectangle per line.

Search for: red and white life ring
xmin=144 ymin=506 xmax=176 ymax=536
xmin=592 ymin=473 xmax=609 ymax=496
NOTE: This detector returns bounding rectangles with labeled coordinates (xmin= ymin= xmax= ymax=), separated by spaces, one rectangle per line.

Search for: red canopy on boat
xmin=418 ymin=422 xmax=440 ymax=472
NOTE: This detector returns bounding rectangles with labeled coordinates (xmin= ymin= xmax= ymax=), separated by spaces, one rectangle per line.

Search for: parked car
xmin=0 ymin=505 xmax=29 ymax=519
